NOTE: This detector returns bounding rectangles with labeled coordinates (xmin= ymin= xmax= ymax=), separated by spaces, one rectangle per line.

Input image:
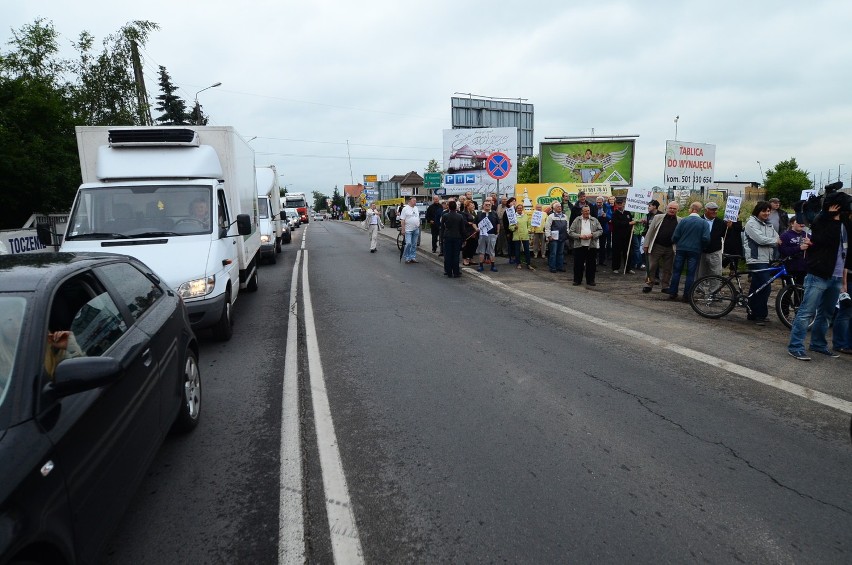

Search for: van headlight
xmin=261 ymin=234 xmax=270 ymax=244
xmin=178 ymin=275 xmax=216 ymax=298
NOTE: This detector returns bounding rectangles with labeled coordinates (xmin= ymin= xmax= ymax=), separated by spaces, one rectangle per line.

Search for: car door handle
xmin=142 ymin=348 xmax=152 ymax=367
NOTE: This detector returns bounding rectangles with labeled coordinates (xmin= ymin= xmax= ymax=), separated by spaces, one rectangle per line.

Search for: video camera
xmin=793 ymin=181 xmax=852 ymax=225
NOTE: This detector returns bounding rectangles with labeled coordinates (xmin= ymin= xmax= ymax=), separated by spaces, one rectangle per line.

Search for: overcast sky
xmin=3 ymin=1 xmax=852 ymax=195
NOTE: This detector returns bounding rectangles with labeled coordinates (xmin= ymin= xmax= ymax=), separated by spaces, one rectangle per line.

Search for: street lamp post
xmin=674 ymin=115 xmax=679 ymax=141
xmin=757 ymin=160 xmax=764 ymax=184
xmin=193 ymin=82 xmax=221 ymax=125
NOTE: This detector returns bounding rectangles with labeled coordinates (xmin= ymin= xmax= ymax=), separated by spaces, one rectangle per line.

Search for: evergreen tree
xmin=155 ymin=66 xmax=189 ymax=125
xmin=189 ymin=101 xmax=208 ymax=125
xmin=332 ymin=185 xmax=345 ymax=211
xmin=425 ymin=159 xmax=442 ymax=174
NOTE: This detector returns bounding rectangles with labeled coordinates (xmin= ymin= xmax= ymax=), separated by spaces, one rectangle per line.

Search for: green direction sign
xmin=424 ymin=172 xmax=442 ymax=188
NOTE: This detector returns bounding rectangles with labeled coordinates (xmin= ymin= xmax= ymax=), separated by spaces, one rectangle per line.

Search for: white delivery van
xmin=61 ymin=126 xmax=261 ymax=341
xmin=255 ymin=165 xmax=285 ymax=263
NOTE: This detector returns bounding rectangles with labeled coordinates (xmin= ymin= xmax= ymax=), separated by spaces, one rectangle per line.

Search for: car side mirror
xmin=236 ymin=214 xmax=252 ymax=236
xmin=37 ymin=223 xmax=54 ymax=247
xmin=46 ymin=357 xmax=121 ymax=398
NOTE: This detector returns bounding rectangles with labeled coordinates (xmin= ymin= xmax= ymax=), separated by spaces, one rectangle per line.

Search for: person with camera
xmin=787 ymin=193 xmax=851 ymax=361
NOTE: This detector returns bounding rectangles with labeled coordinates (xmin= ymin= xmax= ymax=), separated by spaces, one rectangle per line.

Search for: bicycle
xmin=396 ymin=227 xmax=422 ymax=251
xmin=688 ymin=255 xmax=811 ymax=329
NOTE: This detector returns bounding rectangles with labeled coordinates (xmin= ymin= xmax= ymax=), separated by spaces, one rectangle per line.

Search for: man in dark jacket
xmin=425 ymin=196 xmax=444 ymax=254
xmin=698 ymin=201 xmax=730 ymax=278
xmin=440 ymin=200 xmax=465 ymax=277
xmin=611 ymin=198 xmax=635 ymax=273
xmin=787 ymin=194 xmax=852 ymax=360
xmin=570 ymin=191 xmax=598 ymax=224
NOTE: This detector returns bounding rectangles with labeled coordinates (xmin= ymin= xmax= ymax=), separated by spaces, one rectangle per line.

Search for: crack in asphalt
xmin=582 ymin=371 xmax=851 ymax=516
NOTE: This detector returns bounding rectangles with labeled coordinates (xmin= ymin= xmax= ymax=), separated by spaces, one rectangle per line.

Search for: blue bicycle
xmin=688 ymin=255 xmax=809 ymax=329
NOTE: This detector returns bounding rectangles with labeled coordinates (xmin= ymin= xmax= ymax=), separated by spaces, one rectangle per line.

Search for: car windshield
xmin=66 ymin=185 xmax=214 ymax=239
xmin=0 ymin=296 xmax=27 ymax=408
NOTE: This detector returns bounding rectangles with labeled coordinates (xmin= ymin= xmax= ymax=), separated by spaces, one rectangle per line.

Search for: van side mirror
xmin=37 ymin=223 xmax=53 ymax=246
xmin=236 ymin=214 xmax=252 ymax=236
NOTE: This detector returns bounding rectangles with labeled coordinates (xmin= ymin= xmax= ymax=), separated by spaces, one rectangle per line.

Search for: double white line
xmin=279 ymin=227 xmax=364 ymax=564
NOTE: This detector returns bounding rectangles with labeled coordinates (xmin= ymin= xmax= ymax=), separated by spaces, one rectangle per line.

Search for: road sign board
xmin=486 ymin=152 xmax=511 ymax=180
xmin=424 ymin=172 xmax=442 ymax=188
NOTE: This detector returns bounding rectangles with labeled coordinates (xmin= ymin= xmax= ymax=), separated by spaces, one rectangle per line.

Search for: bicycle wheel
xmin=689 ymin=275 xmax=737 ymax=318
xmin=776 ymin=284 xmax=814 ymax=329
xmin=396 ymin=231 xmax=404 ymax=250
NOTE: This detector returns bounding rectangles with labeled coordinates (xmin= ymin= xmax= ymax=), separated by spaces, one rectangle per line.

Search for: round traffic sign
xmin=486 ymin=152 xmax=511 ymax=180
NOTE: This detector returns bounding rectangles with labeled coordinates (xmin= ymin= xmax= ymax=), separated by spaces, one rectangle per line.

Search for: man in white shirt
xmin=364 ymin=203 xmax=383 ymax=252
xmin=399 ymin=197 xmax=421 ymax=263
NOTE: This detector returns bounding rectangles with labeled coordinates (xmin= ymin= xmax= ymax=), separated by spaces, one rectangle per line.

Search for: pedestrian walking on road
xmin=440 ymin=200 xmax=465 ymax=278
xmin=364 ymin=203 xmax=383 ymax=252
xmin=400 ymin=197 xmax=421 ymax=264
xmin=425 ymin=195 xmax=443 ymax=254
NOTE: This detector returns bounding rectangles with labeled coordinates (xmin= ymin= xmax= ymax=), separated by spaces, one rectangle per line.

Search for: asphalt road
xmin=104 ymin=219 xmax=852 ymax=563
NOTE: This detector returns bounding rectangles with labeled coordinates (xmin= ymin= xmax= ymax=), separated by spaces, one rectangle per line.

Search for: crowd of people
xmin=373 ymin=191 xmax=852 ymax=359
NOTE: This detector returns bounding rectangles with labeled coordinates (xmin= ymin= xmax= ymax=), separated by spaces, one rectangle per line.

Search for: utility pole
xmin=129 ymin=40 xmax=152 ymax=125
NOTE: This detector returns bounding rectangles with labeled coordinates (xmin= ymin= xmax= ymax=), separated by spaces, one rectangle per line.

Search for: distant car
xmin=0 ymin=252 xmax=201 ymax=564
xmin=312 ymin=212 xmax=324 ymax=221
xmin=349 ymin=208 xmax=363 ymax=221
xmin=286 ymin=210 xmax=300 ymax=229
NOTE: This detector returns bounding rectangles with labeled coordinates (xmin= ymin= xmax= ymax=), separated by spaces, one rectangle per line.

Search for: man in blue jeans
xmin=788 ymin=197 xmax=851 ymax=360
xmin=399 ymin=197 xmax=421 ymax=264
xmin=667 ymin=202 xmax=710 ymax=300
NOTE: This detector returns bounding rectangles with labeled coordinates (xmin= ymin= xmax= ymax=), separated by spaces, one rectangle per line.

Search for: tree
xmin=0 ymin=18 xmax=79 ymax=227
xmin=425 ymin=159 xmax=442 ymax=174
xmin=312 ymin=190 xmax=329 ymax=212
xmin=189 ymin=101 xmax=208 ymax=125
xmin=154 ymin=66 xmax=189 ymax=125
xmin=331 ymin=185 xmax=346 ymax=212
xmin=71 ymin=20 xmax=158 ymax=126
xmin=517 ymin=154 xmax=539 ymax=184
xmin=764 ymin=158 xmax=812 ymax=207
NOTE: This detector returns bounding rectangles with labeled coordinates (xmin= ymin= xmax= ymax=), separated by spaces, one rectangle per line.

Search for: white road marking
xmin=279 ymin=250 xmax=305 ymax=564
xmin=469 ymin=272 xmax=852 ymax=415
xmin=302 ymin=251 xmax=365 ymax=563
xmin=301 ymin=225 xmax=307 ymax=250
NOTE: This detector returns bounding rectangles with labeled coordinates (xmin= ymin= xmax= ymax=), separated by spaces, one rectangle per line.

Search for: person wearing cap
xmin=642 ymin=201 xmax=680 ymax=292
xmin=768 ymin=197 xmax=789 ymax=235
xmin=697 ymin=201 xmax=730 ymax=278
xmin=787 ymin=195 xmax=851 ymax=360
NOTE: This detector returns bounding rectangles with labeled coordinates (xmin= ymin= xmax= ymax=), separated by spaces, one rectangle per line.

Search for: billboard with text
xmin=443 ymin=127 xmax=517 ymax=195
xmin=664 ymin=140 xmax=716 ymax=190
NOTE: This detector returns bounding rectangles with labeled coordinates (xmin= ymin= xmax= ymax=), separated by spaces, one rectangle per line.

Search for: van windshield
xmin=285 ymin=196 xmax=307 ymax=208
xmin=66 ymin=185 xmax=215 ymax=239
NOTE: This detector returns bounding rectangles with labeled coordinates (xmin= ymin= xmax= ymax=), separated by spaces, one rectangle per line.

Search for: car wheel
xmin=268 ymin=250 xmax=277 ymax=264
xmin=246 ymin=268 xmax=259 ymax=292
xmin=284 ymin=233 xmax=291 ymax=244
xmin=172 ymin=348 xmax=201 ymax=433
xmin=212 ymin=291 xmax=233 ymax=341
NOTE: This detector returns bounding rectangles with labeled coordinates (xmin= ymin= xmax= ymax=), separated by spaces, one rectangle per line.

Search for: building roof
xmin=343 ymin=184 xmax=365 ymax=197
xmin=387 ymin=171 xmax=424 ymax=186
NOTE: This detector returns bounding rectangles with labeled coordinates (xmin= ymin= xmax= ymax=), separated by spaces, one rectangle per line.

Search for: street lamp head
xmin=674 ymin=115 xmax=679 ymax=122
xmin=211 ymin=82 xmax=222 ymax=88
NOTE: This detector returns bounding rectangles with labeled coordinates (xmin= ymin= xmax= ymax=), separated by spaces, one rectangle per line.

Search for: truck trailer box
xmin=62 ymin=126 xmax=261 ymax=340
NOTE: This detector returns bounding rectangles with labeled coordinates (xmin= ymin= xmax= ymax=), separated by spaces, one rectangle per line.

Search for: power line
xmin=254 ymin=151 xmax=430 ymax=162
xmin=252 ymin=136 xmax=440 ymax=151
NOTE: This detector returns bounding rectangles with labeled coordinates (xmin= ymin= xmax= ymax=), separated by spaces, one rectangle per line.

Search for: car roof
xmin=0 ymin=252 xmax=135 ymax=292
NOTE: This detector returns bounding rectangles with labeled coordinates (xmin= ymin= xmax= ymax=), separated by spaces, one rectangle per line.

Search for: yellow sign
xmin=515 ymin=183 xmax=612 ymax=210
xmin=376 ymin=198 xmax=404 ymax=206
xmin=364 ymin=174 xmax=378 ymax=183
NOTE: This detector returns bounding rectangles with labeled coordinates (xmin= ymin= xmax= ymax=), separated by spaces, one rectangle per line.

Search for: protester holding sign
xmin=530 ymin=205 xmax=546 ymax=260
xmin=509 ymin=203 xmax=535 ymax=270
xmin=475 ymin=200 xmax=500 ymax=272
xmin=544 ymin=201 xmax=569 ymax=273
xmin=502 ymin=197 xmax=517 ymax=263
xmin=611 ymin=199 xmax=636 ymax=274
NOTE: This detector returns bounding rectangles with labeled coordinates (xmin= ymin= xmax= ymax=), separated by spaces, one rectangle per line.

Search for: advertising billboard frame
xmin=540 ymin=139 xmax=636 ymax=187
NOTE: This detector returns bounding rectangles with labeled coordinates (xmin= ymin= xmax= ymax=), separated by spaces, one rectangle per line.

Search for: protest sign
xmin=505 ymin=207 xmax=518 ymax=225
xmin=724 ymin=196 xmax=742 ymax=222
xmin=624 ymin=187 xmax=653 ymax=214
xmin=530 ymin=210 xmax=543 ymax=227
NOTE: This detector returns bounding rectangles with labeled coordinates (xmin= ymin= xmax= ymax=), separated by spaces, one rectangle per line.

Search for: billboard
xmin=442 ymin=127 xmax=517 ymax=196
xmin=664 ymin=140 xmax=716 ymax=190
xmin=451 ymin=97 xmax=534 ymax=160
xmin=540 ymin=140 xmax=635 ymax=186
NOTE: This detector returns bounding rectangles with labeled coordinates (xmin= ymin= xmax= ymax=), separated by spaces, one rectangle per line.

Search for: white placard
xmin=530 ymin=210 xmax=543 ymax=227
xmin=478 ymin=216 xmax=493 ymax=234
xmin=624 ymin=188 xmax=653 ymax=214
xmin=550 ymin=230 xmax=560 ymax=240
xmin=724 ymin=196 xmax=742 ymax=222
xmin=505 ymin=207 xmax=518 ymax=225
xmin=801 ymin=189 xmax=817 ymax=201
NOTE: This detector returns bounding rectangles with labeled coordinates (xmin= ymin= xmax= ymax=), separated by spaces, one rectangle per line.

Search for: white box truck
xmin=61 ymin=126 xmax=261 ymax=341
xmin=256 ymin=165 xmax=286 ymax=263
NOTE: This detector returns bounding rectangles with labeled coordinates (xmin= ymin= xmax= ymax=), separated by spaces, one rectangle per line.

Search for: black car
xmin=0 ymin=252 xmax=201 ymax=564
